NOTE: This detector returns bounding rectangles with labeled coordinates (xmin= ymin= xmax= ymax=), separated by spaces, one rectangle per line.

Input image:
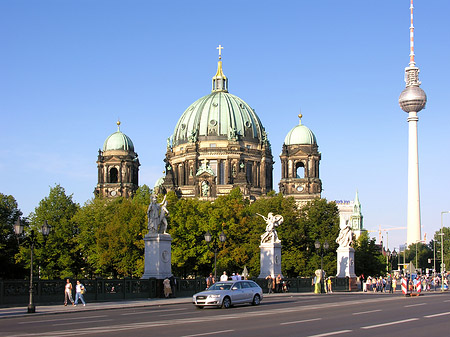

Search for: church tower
xmin=279 ymin=114 xmax=321 ymax=204
xmin=95 ymin=121 xmax=140 ymax=198
xmin=398 ymin=0 xmax=427 ymax=245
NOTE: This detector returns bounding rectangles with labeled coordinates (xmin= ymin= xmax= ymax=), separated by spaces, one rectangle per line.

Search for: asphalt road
xmin=1 ymin=292 xmax=449 ymax=337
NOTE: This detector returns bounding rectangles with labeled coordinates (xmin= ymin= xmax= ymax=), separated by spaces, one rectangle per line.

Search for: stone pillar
xmin=258 ymin=242 xmax=282 ymax=279
xmin=336 ymin=246 xmax=358 ymax=291
xmin=336 ymin=246 xmax=356 ymax=278
xmin=142 ymin=233 xmax=172 ymax=279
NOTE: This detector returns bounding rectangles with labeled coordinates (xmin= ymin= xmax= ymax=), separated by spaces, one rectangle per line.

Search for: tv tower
xmin=398 ymin=0 xmax=427 ymax=246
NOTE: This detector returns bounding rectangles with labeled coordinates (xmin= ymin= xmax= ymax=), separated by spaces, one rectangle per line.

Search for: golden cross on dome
xmin=217 ymin=45 xmax=223 ymax=59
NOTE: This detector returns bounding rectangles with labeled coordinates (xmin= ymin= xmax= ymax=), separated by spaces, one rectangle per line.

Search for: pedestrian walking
xmin=74 ymin=280 xmax=86 ymax=306
xmin=265 ymin=275 xmax=274 ymax=294
xmin=327 ymin=277 xmax=333 ymax=293
xmin=206 ymin=273 xmax=214 ymax=288
xmin=276 ymin=274 xmax=282 ymax=293
xmin=220 ymin=271 xmax=228 ymax=281
xmin=64 ymin=279 xmax=74 ymax=306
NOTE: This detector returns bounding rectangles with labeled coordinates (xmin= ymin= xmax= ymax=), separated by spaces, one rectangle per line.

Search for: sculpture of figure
xmin=158 ymin=195 xmax=169 ymax=234
xmin=258 ymin=212 xmax=284 ymax=244
xmin=147 ymin=195 xmax=160 ymax=233
xmin=201 ymin=181 xmax=209 ymax=197
xmin=336 ymin=220 xmax=353 ymax=248
xmin=314 ymin=269 xmax=323 ymax=294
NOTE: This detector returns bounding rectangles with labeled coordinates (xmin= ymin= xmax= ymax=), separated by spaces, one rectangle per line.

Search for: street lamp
xmin=314 ymin=240 xmax=329 ymax=293
xmin=391 ymin=249 xmax=397 ymax=273
xmin=440 ymin=211 xmax=450 ymax=291
xmin=386 ymin=248 xmax=391 ymax=274
xmin=204 ymin=230 xmax=226 ymax=282
xmin=14 ymin=219 xmax=51 ymax=313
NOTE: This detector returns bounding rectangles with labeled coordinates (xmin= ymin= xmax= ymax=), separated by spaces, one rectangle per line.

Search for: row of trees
xmin=4 ymin=185 xmax=442 ymax=281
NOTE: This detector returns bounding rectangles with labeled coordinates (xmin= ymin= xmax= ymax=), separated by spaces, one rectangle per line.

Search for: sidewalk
xmin=0 ymin=296 xmax=191 ymax=320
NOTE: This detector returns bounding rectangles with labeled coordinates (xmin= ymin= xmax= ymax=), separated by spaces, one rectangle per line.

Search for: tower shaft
xmin=407 ymin=111 xmax=421 ymax=245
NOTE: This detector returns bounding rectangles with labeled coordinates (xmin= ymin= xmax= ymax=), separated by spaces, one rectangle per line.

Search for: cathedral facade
xmin=96 ymin=47 xmax=322 ymax=204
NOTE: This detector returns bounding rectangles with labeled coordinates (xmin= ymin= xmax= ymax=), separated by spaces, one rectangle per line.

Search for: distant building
xmin=279 ymin=114 xmax=322 ymax=205
xmin=335 ymin=191 xmax=365 ymax=239
xmin=95 ymin=121 xmax=140 ymax=198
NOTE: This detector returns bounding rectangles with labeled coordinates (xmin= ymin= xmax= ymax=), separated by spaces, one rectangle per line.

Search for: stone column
xmin=141 ymin=233 xmax=172 ymax=279
xmin=258 ymin=242 xmax=282 ymax=279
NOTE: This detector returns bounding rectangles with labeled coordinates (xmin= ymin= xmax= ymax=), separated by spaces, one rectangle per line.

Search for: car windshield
xmin=208 ymin=283 xmax=232 ymax=291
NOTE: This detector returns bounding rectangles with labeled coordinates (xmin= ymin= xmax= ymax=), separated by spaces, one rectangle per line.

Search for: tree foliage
xmin=0 ymin=193 xmax=25 ymax=278
xmin=354 ymin=231 xmax=386 ymax=277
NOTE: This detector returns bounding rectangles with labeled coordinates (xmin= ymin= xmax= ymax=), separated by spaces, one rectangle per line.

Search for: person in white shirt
xmin=74 ymin=280 xmax=86 ymax=306
xmin=220 ymin=271 xmax=228 ymax=281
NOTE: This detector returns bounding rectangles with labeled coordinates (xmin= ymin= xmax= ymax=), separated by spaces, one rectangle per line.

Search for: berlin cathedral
xmin=95 ymin=46 xmax=322 ymax=205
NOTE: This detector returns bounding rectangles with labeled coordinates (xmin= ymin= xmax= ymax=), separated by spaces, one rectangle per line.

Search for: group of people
xmin=265 ymin=274 xmax=289 ymax=293
xmin=361 ymin=273 xmax=450 ymax=293
xmin=205 ymin=271 xmax=247 ymax=288
xmin=64 ymin=279 xmax=86 ymax=306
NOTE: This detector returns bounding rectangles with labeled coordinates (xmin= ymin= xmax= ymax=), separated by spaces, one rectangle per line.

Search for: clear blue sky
xmin=1 ymin=0 xmax=449 ymax=252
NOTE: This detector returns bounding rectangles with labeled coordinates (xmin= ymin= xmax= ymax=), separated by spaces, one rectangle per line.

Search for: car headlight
xmin=208 ymin=294 xmax=221 ymax=298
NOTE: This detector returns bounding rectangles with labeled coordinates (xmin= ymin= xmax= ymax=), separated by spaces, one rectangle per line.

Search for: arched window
xmin=295 ymin=162 xmax=305 ymax=179
xmin=109 ymin=168 xmax=118 ymax=183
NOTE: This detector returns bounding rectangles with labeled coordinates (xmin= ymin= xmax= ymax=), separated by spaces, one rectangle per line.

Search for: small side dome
xmin=103 ymin=121 xmax=135 ymax=152
xmin=284 ymin=114 xmax=317 ymax=146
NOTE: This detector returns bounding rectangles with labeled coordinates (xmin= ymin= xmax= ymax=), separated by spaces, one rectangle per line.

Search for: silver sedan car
xmin=192 ymin=280 xmax=263 ymax=309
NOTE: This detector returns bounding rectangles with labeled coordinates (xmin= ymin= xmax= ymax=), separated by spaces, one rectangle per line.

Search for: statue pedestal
xmin=336 ymin=246 xmax=356 ymax=278
xmin=141 ymin=233 xmax=172 ymax=279
xmin=258 ymin=241 xmax=282 ymax=278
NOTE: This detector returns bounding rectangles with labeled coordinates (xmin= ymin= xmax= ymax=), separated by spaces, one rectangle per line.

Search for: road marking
xmin=53 ymin=319 xmax=113 ymax=326
xmin=281 ymin=318 xmax=322 ymax=325
xmin=121 ymin=308 xmax=187 ymax=315
xmin=352 ymin=309 xmax=381 ymax=315
xmin=180 ymin=330 xmax=234 ymax=337
xmin=404 ymin=303 xmax=426 ymax=308
xmin=19 ymin=315 xmax=108 ymax=324
xmin=424 ymin=311 xmax=450 ymax=318
xmin=361 ymin=318 xmax=419 ymax=329
xmin=444 ymin=300 xmax=450 ymax=303
xmin=306 ymin=330 xmax=352 ymax=337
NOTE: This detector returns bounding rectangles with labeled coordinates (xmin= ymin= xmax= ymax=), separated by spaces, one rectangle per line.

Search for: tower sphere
xmin=399 ymin=85 xmax=427 ymax=113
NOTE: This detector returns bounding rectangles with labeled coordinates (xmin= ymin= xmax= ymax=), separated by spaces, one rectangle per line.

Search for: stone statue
xmin=201 ymin=181 xmax=209 ymax=197
xmin=336 ymin=220 xmax=353 ymax=248
xmin=147 ymin=195 xmax=169 ymax=234
xmin=258 ymin=212 xmax=284 ymax=244
xmin=158 ymin=195 xmax=169 ymax=234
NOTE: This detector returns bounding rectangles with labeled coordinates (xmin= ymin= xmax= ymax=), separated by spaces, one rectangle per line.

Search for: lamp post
xmin=391 ymin=249 xmax=397 ymax=273
xmin=14 ymin=219 xmax=51 ymax=313
xmin=386 ymin=248 xmax=391 ymax=274
xmin=314 ymin=240 xmax=329 ymax=293
xmin=440 ymin=211 xmax=450 ymax=291
xmin=204 ymin=230 xmax=226 ymax=282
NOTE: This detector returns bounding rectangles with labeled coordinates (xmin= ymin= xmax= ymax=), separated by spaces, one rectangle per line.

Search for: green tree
xmin=74 ymin=195 xmax=147 ymax=278
xmin=17 ymin=185 xmax=79 ymax=279
xmin=0 ymin=193 xmax=26 ymax=278
xmin=354 ymin=231 xmax=386 ymax=277
xmin=433 ymin=228 xmax=450 ymax=273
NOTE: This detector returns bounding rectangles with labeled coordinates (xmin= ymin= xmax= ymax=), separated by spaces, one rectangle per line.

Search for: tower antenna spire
xmin=409 ymin=0 xmax=416 ymax=67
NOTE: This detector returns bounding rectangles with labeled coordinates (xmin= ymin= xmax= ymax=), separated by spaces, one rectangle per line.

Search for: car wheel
xmin=222 ymin=296 xmax=231 ymax=309
xmin=252 ymin=294 xmax=261 ymax=306
xmin=196 ymin=305 xmax=204 ymax=309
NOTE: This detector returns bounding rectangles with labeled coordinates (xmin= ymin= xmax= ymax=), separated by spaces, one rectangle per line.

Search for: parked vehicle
xmin=192 ymin=280 xmax=263 ymax=309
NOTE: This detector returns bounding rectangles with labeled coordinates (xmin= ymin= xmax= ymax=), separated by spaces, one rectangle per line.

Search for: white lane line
xmin=121 ymin=308 xmax=187 ymax=315
xmin=306 ymin=330 xmax=352 ymax=337
xmin=424 ymin=311 xmax=450 ymax=318
xmin=404 ymin=303 xmax=426 ymax=308
xmin=352 ymin=309 xmax=381 ymax=315
xmin=361 ymin=318 xmax=419 ymax=329
xmin=53 ymin=319 xmax=113 ymax=326
xmin=444 ymin=300 xmax=450 ymax=303
xmin=281 ymin=318 xmax=322 ymax=325
xmin=19 ymin=315 xmax=108 ymax=324
xmin=180 ymin=330 xmax=234 ymax=337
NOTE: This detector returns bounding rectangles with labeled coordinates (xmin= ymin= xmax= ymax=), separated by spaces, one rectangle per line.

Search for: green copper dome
xmin=284 ymin=114 xmax=317 ymax=146
xmin=103 ymin=121 xmax=135 ymax=152
xmin=172 ymin=91 xmax=267 ymax=146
